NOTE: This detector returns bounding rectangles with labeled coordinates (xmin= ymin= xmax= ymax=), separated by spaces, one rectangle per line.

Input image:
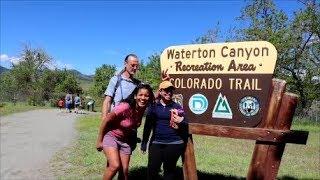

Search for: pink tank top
xmin=108 ymin=102 xmax=143 ymax=140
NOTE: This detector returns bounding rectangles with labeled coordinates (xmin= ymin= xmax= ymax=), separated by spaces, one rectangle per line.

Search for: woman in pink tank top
xmin=96 ymin=84 xmax=154 ymax=180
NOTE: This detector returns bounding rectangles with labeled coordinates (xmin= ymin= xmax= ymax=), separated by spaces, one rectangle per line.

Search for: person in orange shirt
xmin=58 ymin=98 xmax=64 ymax=110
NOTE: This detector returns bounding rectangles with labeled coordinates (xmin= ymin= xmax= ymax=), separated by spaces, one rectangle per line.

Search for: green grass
xmin=52 ymin=116 xmax=320 ymax=179
xmin=0 ymin=102 xmax=51 ymax=116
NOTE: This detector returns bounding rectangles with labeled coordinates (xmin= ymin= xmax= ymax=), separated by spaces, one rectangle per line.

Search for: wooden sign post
xmin=160 ymin=42 xmax=309 ymax=180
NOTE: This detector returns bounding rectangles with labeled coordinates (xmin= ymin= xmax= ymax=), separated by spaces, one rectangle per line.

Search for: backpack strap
xmin=111 ymin=75 xmax=141 ymax=105
xmin=112 ymin=75 xmax=123 ymax=104
xmin=132 ymin=78 xmax=141 ymax=86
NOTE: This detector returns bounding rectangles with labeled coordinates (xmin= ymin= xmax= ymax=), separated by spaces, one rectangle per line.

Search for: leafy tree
xmin=237 ymin=0 xmax=319 ymax=112
xmin=10 ymin=45 xmax=52 ymax=105
xmin=41 ymin=69 xmax=82 ymax=100
xmin=90 ymin=64 xmax=116 ymax=97
xmin=40 ymin=69 xmax=60 ymax=100
xmin=54 ymin=72 xmax=82 ymax=95
xmin=1 ymin=45 xmax=83 ymax=105
xmin=136 ymin=54 xmax=162 ymax=90
xmin=193 ymin=23 xmax=221 ymax=44
xmin=195 ymin=0 xmax=319 ymax=113
xmin=0 ymin=72 xmax=19 ymax=102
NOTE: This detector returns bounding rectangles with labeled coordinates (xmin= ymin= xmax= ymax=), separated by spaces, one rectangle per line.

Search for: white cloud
xmin=0 ymin=54 xmax=9 ymax=62
xmin=10 ymin=57 xmax=21 ymax=65
xmin=48 ymin=60 xmax=73 ymax=70
xmin=0 ymin=54 xmax=74 ymax=71
xmin=0 ymin=54 xmax=21 ymax=65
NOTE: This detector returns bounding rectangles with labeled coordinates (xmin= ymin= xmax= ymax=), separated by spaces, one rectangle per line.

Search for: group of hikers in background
xmin=96 ymin=54 xmax=188 ymax=180
xmin=57 ymin=92 xmax=95 ymax=113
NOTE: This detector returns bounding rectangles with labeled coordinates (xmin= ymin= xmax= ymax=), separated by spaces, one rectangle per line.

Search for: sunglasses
xmin=161 ymin=87 xmax=175 ymax=92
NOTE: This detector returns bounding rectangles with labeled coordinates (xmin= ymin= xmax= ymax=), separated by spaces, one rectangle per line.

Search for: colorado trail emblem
xmin=212 ymin=93 xmax=233 ymax=119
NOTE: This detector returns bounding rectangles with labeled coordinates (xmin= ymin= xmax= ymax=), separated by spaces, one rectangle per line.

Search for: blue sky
xmin=1 ymin=0 xmax=304 ymax=75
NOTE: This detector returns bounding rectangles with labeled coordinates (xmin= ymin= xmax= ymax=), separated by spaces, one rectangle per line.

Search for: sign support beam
xmin=247 ymin=85 xmax=300 ymax=180
xmin=183 ymin=135 xmax=198 ymax=180
xmin=189 ymin=123 xmax=308 ymax=144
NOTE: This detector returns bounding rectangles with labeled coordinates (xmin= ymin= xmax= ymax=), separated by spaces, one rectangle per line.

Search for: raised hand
xmin=161 ymin=69 xmax=170 ymax=81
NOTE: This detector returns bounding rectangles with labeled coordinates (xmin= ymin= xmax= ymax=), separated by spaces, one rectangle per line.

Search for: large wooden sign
xmin=160 ymin=41 xmax=277 ymax=127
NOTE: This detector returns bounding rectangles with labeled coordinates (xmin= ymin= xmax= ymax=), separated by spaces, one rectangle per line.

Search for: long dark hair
xmin=121 ymin=84 xmax=154 ymax=109
xmin=118 ymin=54 xmax=139 ymax=75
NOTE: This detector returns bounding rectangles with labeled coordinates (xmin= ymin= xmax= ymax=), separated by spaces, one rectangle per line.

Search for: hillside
xmin=68 ymin=69 xmax=94 ymax=81
xmin=0 ymin=66 xmax=94 ymax=91
xmin=0 ymin=66 xmax=9 ymax=74
xmin=67 ymin=69 xmax=94 ymax=91
xmin=78 ymin=78 xmax=93 ymax=92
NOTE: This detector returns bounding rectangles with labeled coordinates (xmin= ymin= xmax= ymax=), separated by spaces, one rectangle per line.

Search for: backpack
xmin=112 ymin=75 xmax=141 ymax=104
xmin=75 ymin=97 xmax=80 ymax=104
xmin=66 ymin=94 xmax=72 ymax=103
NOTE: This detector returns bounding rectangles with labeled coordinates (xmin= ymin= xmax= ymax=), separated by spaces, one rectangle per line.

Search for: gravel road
xmin=0 ymin=109 xmax=80 ymax=180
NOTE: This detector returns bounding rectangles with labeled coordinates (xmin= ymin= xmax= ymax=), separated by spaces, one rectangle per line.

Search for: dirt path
xmin=0 ymin=109 xmax=81 ymax=180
